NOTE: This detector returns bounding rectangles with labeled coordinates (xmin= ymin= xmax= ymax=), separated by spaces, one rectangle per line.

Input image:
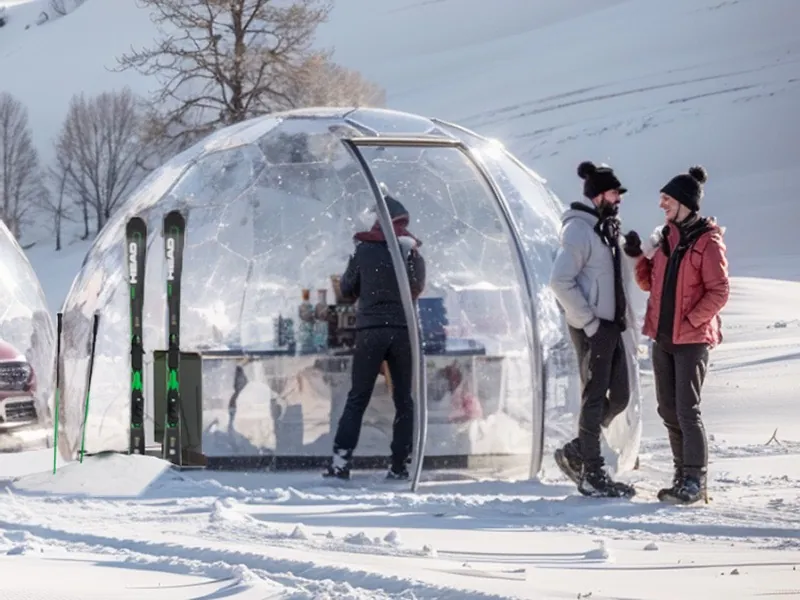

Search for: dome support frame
xmin=341 ymin=135 xmax=544 ymax=491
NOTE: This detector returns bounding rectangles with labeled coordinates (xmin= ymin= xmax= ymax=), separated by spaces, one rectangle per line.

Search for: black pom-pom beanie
xmin=660 ymin=165 xmax=708 ymax=212
xmin=577 ymin=160 xmax=627 ymax=199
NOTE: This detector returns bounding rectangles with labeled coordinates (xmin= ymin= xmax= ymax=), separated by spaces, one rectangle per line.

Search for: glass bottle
xmin=298 ymin=288 xmax=315 ymax=354
xmin=313 ymin=289 xmax=329 ymax=352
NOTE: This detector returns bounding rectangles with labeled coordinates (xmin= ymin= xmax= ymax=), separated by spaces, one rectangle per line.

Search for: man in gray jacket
xmin=550 ymin=160 xmax=635 ymax=498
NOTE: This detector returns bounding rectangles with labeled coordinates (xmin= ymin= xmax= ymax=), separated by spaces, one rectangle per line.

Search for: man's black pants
xmin=651 ymin=340 xmax=709 ymax=478
xmin=333 ymin=327 xmax=414 ymax=464
xmin=566 ymin=321 xmax=630 ymax=469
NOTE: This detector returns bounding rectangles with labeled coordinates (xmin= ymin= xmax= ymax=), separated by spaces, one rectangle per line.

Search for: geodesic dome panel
xmin=433 ymin=119 xmax=642 ymax=473
xmin=57 ymin=107 xmax=640 ymax=478
xmin=57 ymin=114 xmax=369 ymax=457
xmin=0 ymin=220 xmax=55 ymax=450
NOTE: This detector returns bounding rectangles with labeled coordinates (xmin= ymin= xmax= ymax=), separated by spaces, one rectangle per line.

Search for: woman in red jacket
xmin=623 ymin=166 xmax=730 ymax=505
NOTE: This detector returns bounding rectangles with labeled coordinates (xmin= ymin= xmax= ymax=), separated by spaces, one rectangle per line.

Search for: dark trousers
xmin=651 ymin=340 xmax=709 ymax=478
xmin=567 ymin=321 xmax=630 ymax=468
xmin=333 ymin=327 xmax=414 ymax=463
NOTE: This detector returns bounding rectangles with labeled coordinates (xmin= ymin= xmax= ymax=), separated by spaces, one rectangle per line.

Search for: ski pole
xmin=52 ymin=312 xmax=63 ymax=474
xmin=79 ymin=312 xmax=100 ymax=463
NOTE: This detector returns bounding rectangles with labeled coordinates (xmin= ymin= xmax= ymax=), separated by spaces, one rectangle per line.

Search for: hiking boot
xmin=660 ymin=473 xmax=706 ymax=505
xmin=578 ymin=464 xmax=636 ymax=498
xmin=657 ymin=465 xmax=683 ymax=501
xmin=387 ymin=456 xmax=410 ymax=480
xmin=554 ymin=440 xmax=583 ymax=484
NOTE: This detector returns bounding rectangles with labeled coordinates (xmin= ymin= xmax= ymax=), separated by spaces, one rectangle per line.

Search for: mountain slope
xmin=317 ymin=0 xmax=800 ymax=279
xmin=0 ymin=0 xmax=797 ymax=304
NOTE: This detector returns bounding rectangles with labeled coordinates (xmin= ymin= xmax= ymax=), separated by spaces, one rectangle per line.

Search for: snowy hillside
xmin=1 ymin=0 xmax=798 ymax=301
xmin=1 ymin=0 xmax=799 ymax=597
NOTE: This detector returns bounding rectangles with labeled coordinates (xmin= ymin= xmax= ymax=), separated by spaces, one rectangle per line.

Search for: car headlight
xmin=0 ymin=362 xmax=33 ymax=390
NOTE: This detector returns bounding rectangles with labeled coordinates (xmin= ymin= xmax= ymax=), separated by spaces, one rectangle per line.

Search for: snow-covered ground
xmin=1 ymin=277 xmax=798 ymax=599
xmin=0 ymin=0 xmax=798 ymax=597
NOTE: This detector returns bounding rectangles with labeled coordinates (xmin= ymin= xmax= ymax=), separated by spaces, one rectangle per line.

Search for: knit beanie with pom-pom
xmin=660 ymin=165 xmax=708 ymax=212
xmin=577 ymin=161 xmax=627 ymax=199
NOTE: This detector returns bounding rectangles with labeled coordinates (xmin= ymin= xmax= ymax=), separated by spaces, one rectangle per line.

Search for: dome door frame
xmin=340 ymin=136 xmax=543 ymax=491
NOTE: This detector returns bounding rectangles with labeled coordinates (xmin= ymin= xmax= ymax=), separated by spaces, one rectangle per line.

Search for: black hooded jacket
xmin=340 ymin=240 xmax=426 ymax=330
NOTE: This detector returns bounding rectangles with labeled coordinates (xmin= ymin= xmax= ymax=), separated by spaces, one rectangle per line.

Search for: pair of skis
xmin=125 ymin=210 xmax=185 ymax=464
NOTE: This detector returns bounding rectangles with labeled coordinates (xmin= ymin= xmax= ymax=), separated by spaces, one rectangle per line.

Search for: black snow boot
xmin=578 ymin=465 xmax=636 ymax=498
xmin=323 ymin=449 xmax=351 ymax=480
xmin=387 ymin=456 xmax=411 ymax=480
xmin=554 ymin=440 xmax=583 ymax=484
xmin=660 ymin=473 xmax=707 ymax=505
xmin=657 ymin=465 xmax=683 ymax=501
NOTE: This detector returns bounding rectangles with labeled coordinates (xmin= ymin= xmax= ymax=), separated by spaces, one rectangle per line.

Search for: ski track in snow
xmin=2 ymin=471 xmax=799 ymax=598
xmin=2 ymin=436 xmax=799 ymax=597
xmin=0 ymin=508 xmax=504 ymax=600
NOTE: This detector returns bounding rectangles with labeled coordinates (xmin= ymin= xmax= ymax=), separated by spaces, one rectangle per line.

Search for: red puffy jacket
xmin=635 ymin=220 xmax=730 ymax=348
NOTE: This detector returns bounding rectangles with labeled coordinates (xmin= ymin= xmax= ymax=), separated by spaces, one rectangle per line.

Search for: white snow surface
xmin=0 ymin=0 xmax=799 ymax=598
xmin=1 ymin=278 xmax=798 ymax=598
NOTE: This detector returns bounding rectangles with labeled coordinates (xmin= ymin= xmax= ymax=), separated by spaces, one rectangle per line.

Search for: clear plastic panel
xmin=60 ymin=117 xmax=426 ymax=465
xmin=57 ymin=143 xmax=208 ymax=459
xmin=56 ymin=139 xmax=209 ymax=459
xmin=483 ymin=151 xmax=642 ymax=474
xmin=346 ymin=108 xmax=450 ymax=135
xmin=352 ymin=144 xmax=537 ymax=480
xmin=430 ymin=121 xmax=642 ymax=474
xmin=0 ymin=221 xmax=55 ymax=452
xmin=199 ymin=121 xmax=385 ymax=463
xmin=440 ymin=130 xmax=643 ymax=474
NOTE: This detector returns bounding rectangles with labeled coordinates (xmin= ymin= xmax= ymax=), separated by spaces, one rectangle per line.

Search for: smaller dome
xmin=0 ymin=220 xmax=55 ymax=452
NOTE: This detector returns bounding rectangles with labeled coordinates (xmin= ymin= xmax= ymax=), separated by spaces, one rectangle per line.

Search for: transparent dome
xmin=58 ymin=107 xmax=641 ymax=479
xmin=0 ymin=220 xmax=55 ymax=451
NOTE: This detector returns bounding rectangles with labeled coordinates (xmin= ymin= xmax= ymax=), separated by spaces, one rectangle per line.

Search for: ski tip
xmin=164 ymin=209 xmax=186 ymax=221
xmin=126 ymin=215 xmax=147 ymax=230
xmin=163 ymin=209 xmax=186 ymax=232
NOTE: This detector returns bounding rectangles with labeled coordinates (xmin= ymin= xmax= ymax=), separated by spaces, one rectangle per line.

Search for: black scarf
xmin=569 ymin=202 xmax=627 ymax=331
xmin=656 ymin=214 xmax=712 ymax=343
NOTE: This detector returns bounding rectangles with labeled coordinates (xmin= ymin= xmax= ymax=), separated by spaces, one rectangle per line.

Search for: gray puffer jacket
xmin=549 ymin=198 xmax=631 ymax=337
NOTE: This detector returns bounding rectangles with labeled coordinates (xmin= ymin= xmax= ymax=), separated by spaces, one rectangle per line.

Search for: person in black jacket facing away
xmin=324 ymin=190 xmax=426 ymax=481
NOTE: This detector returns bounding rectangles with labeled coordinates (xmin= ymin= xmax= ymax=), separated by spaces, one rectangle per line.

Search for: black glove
xmin=623 ymin=230 xmax=643 ymax=258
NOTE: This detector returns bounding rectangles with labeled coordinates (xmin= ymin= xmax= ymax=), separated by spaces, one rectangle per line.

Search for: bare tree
xmin=116 ymin=0 xmax=384 ymax=151
xmin=288 ymin=51 xmax=386 ymax=108
xmin=0 ymin=92 xmax=44 ymax=239
xmin=37 ymin=153 xmax=76 ymax=251
xmin=57 ymin=87 xmax=153 ymax=234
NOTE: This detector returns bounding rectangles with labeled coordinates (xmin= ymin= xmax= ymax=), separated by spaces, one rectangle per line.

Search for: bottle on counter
xmin=313 ymin=289 xmax=329 ymax=352
xmin=298 ymin=288 xmax=315 ymax=354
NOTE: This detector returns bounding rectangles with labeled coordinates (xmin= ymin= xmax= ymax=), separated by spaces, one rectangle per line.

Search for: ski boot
xmin=554 ymin=440 xmax=583 ymax=484
xmin=323 ymin=449 xmax=351 ymax=480
xmin=578 ymin=465 xmax=636 ymax=498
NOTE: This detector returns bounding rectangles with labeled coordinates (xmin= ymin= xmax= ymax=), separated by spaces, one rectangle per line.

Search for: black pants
xmin=567 ymin=321 xmax=630 ymax=468
xmin=333 ymin=327 xmax=414 ymax=464
xmin=652 ymin=340 xmax=709 ymax=478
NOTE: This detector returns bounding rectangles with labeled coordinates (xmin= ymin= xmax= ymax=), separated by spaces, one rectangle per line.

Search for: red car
xmin=0 ymin=339 xmax=38 ymax=432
